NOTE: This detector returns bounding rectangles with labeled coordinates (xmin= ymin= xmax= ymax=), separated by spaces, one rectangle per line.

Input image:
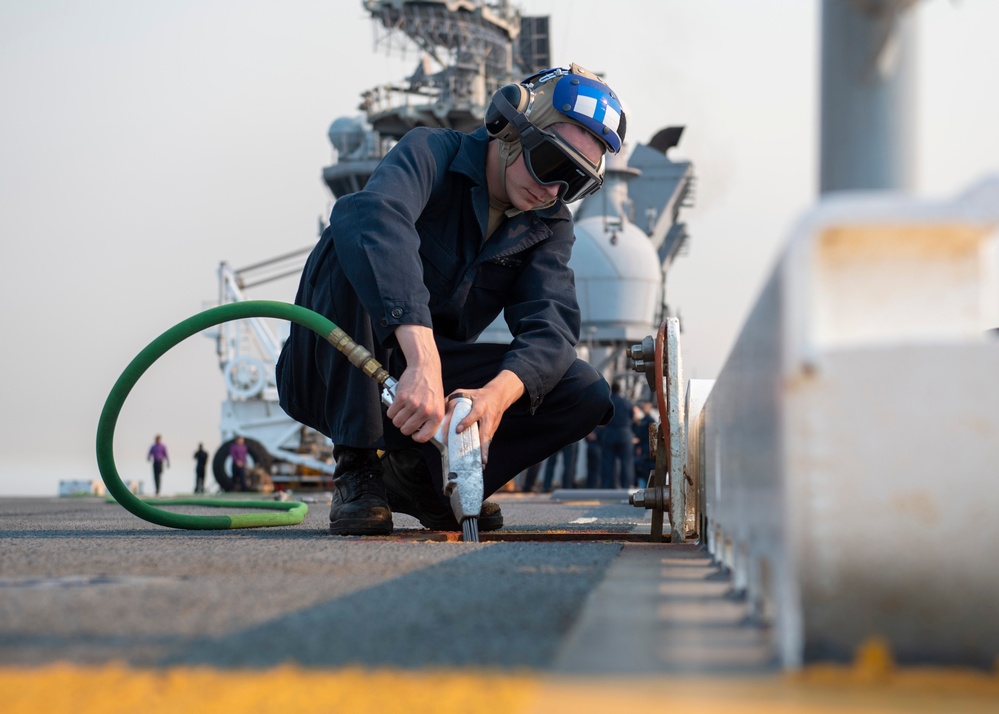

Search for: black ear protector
xmin=484 ymin=83 xmax=532 ymax=143
xmin=485 ymin=67 xmax=573 ymax=145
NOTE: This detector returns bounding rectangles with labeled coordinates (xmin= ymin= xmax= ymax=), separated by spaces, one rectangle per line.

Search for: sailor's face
xmin=506 ymin=123 xmax=603 ymax=211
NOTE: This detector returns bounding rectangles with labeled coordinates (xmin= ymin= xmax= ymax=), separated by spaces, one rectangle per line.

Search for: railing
xmin=687 ymin=177 xmax=999 ymax=667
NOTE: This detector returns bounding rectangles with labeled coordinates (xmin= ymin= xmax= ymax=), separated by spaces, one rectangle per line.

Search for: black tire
xmin=212 ymin=437 xmax=272 ymax=492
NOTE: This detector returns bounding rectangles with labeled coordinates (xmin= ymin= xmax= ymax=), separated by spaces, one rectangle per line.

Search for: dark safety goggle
xmin=520 ymin=128 xmax=605 ymax=204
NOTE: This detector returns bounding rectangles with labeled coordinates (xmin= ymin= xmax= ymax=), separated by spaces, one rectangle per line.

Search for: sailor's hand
xmin=389 ymin=325 xmax=445 ymax=443
xmin=450 ymin=369 xmax=525 ymax=465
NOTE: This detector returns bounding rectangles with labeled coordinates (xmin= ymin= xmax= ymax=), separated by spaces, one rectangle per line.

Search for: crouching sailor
xmin=276 ymin=64 xmax=627 ymax=535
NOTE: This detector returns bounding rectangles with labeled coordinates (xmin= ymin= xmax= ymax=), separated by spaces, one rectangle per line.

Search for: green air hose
xmin=96 ymin=300 xmax=392 ymax=530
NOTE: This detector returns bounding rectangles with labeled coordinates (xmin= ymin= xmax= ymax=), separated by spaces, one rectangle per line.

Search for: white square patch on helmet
xmin=603 ymin=106 xmax=621 ymax=134
xmin=573 ymin=94 xmax=598 ymax=119
xmin=573 ymin=85 xmax=621 ymax=135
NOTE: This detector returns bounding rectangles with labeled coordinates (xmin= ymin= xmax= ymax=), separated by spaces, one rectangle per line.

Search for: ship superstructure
xmin=324 ymin=0 xmax=550 ymax=198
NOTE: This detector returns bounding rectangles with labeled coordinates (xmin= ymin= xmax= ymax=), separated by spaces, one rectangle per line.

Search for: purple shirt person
xmin=229 ymin=436 xmax=248 ymax=491
xmin=147 ymin=435 xmax=170 ymax=495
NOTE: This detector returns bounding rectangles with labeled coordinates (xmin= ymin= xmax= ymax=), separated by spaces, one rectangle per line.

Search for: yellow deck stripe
xmin=4 ymin=663 xmax=999 ymax=714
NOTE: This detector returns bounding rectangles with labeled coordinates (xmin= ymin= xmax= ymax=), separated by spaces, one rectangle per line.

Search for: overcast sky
xmin=1 ymin=0 xmax=997 ymax=496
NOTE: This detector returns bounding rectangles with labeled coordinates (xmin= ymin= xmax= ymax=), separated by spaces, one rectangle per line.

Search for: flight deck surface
xmin=2 ymin=494 xmax=997 ymax=712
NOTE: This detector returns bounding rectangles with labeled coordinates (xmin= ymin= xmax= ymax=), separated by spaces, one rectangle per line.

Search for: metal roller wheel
xmin=650 ymin=320 xmax=670 ymax=541
xmin=663 ymin=318 xmax=685 ymax=543
xmin=629 ymin=318 xmax=684 ymax=542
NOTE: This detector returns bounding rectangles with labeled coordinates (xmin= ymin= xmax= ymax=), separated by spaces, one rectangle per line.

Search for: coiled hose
xmin=95 ymin=300 xmax=391 ymax=530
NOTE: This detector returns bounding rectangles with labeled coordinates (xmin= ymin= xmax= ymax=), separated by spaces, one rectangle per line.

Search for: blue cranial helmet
xmin=485 ymin=63 xmax=627 ymax=154
xmin=543 ymin=68 xmax=626 ymax=154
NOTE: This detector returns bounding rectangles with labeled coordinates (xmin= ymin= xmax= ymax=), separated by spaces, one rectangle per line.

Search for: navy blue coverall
xmin=276 ymin=125 xmax=612 ymax=498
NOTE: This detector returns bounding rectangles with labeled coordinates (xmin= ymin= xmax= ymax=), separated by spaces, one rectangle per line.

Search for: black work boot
xmin=329 ymin=448 xmax=393 ymax=535
xmin=380 ymin=448 xmax=503 ymax=532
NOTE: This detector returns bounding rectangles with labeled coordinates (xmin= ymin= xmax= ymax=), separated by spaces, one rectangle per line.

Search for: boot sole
xmin=329 ymin=517 xmax=393 ymax=536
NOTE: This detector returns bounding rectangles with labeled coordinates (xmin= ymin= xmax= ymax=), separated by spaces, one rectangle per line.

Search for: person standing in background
xmin=520 ymin=462 xmax=543 ymax=493
xmin=585 ymin=428 xmax=603 ymax=488
xmin=542 ymin=440 xmax=578 ymax=491
xmin=230 ymin=436 xmax=248 ymax=492
xmin=632 ymin=401 xmax=656 ymax=488
xmin=600 ymin=383 xmax=636 ymax=489
xmin=193 ymin=443 xmax=208 ymax=494
xmin=147 ymin=435 xmax=170 ymax=496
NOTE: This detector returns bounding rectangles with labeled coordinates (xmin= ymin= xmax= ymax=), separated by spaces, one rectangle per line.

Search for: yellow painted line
xmin=3 ymin=661 xmax=999 ymax=714
xmin=2 ymin=664 xmax=539 ymax=714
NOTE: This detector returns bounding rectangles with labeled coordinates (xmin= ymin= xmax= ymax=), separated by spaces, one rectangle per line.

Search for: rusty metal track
xmin=378 ymin=529 xmax=667 ymax=543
